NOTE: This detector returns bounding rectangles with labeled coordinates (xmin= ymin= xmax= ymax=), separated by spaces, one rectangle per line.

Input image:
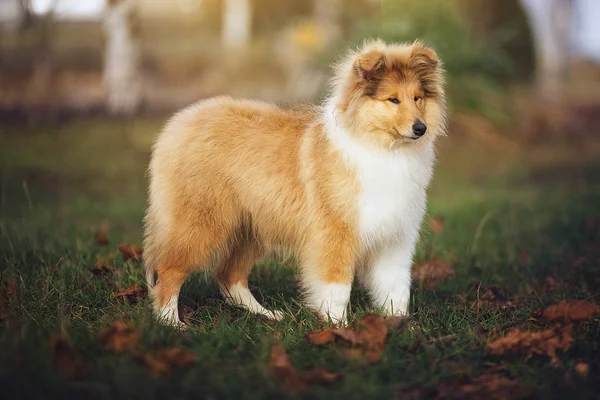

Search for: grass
xmin=1 ymin=116 xmax=599 ymax=399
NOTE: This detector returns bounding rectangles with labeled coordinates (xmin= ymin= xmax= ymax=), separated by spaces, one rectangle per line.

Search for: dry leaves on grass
xmin=487 ymin=325 xmax=573 ymax=366
xmin=467 ymin=285 xmax=515 ymax=313
xmin=114 ymin=285 xmax=147 ymax=302
xmin=428 ymin=217 xmax=445 ymax=234
xmin=135 ymin=348 xmax=196 ymax=378
xmin=94 ymin=221 xmax=110 ymax=246
xmin=413 ymin=259 xmax=455 ymax=289
xmin=99 ymin=321 xmax=141 ymax=352
xmin=99 ymin=321 xmax=195 ymax=378
xmin=0 ymin=280 xmax=20 ymax=321
xmin=269 ymin=343 xmax=338 ymax=390
xmin=542 ymin=300 xmax=598 ymax=322
xmin=50 ymin=332 xmax=84 ymax=379
xmin=88 ymin=258 xmax=112 ymax=276
xmin=117 ymin=243 xmax=143 ymax=262
xmin=437 ymin=372 xmax=530 ymax=400
xmin=306 ymin=314 xmax=389 ymax=363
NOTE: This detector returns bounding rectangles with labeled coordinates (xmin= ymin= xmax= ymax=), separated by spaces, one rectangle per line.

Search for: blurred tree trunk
xmin=17 ymin=0 xmax=34 ymax=30
xmin=103 ymin=0 xmax=142 ymax=115
xmin=222 ymin=0 xmax=252 ymax=49
xmin=519 ymin=0 xmax=573 ymax=100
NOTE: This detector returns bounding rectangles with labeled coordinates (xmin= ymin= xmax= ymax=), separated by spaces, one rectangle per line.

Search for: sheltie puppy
xmin=144 ymin=39 xmax=446 ymax=326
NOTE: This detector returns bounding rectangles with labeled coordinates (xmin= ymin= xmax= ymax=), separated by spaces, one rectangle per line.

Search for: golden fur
xmin=144 ymin=39 xmax=446 ymax=325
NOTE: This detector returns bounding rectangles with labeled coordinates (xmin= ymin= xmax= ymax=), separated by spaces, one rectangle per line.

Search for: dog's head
xmin=329 ymin=40 xmax=447 ymax=150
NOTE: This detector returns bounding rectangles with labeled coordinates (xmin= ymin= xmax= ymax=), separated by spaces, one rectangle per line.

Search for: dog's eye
xmin=387 ymin=98 xmax=400 ymax=104
xmin=414 ymin=96 xmax=421 ymax=103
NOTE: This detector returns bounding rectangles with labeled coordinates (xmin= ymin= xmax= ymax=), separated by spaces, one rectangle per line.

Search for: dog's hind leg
xmin=214 ymin=238 xmax=284 ymax=321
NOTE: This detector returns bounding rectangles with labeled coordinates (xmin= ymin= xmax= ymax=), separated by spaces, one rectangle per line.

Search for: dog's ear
xmin=354 ymin=50 xmax=386 ymax=81
xmin=410 ymin=44 xmax=439 ymax=68
xmin=410 ymin=43 xmax=443 ymax=97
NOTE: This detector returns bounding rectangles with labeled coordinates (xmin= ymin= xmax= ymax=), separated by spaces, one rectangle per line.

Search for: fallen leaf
xmin=88 ymin=258 xmax=112 ymax=276
xmin=356 ymin=315 xmax=388 ymax=363
xmin=114 ymin=285 xmax=147 ymax=302
xmin=413 ymin=259 xmax=455 ymax=289
xmin=303 ymin=368 xmax=339 ymax=384
xmin=306 ymin=330 xmax=335 ymax=345
xmin=117 ymin=243 xmax=143 ymax=262
xmin=99 ymin=321 xmax=141 ymax=352
xmin=179 ymin=305 xmax=196 ymax=326
xmin=0 ymin=280 xmax=20 ymax=320
xmin=136 ymin=348 xmax=196 ymax=378
xmin=305 ymin=315 xmax=388 ymax=363
xmin=136 ymin=352 xmax=170 ymax=378
xmin=270 ymin=343 xmax=305 ymax=389
xmin=575 ymin=362 xmax=589 ymax=376
xmin=50 ymin=332 xmax=84 ymax=379
xmin=437 ymin=372 xmax=530 ymax=400
xmin=487 ymin=325 xmax=573 ymax=366
xmin=428 ymin=217 xmax=445 ymax=234
xmin=94 ymin=221 xmax=109 ymax=246
xmin=471 ymin=286 xmax=515 ymax=312
xmin=542 ymin=300 xmax=598 ymax=322
xmin=269 ymin=344 xmax=338 ymax=390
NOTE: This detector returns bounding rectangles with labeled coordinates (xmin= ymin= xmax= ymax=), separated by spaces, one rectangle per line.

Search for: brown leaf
xmin=575 ymin=362 xmax=589 ymax=376
xmin=306 ymin=330 xmax=335 ymax=345
xmin=303 ymin=368 xmax=339 ymax=384
xmin=99 ymin=321 xmax=141 ymax=353
xmin=94 ymin=221 xmax=109 ymax=246
xmin=114 ymin=285 xmax=147 ymax=302
xmin=306 ymin=315 xmax=388 ymax=363
xmin=179 ymin=305 xmax=196 ymax=326
xmin=428 ymin=217 xmax=445 ymax=234
xmin=136 ymin=348 xmax=196 ymax=378
xmin=487 ymin=325 xmax=573 ymax=366
xmin=156 ymin=348 xmax=196 ymax=368
xmin=542 ymin=300 xmax=599 ymax=322
xmin=1 ymin=280 xmax=21 ymax=321
xmin=270 ymin=343 xmax=305 ymax=390
xmin=438 ymin=372 xmax=530 ymax=400
xmin=50 ymin=332 xmax=84 ymax=379
xmin=357 ymin=315 xmax=388 ymax=363
xmin=471 ymin=286 xmax=515 ymax=312
xmin=88 ymin=258 xmax=112 ymax=276
xmin=117 ymin=243 xmax=143 ymax=262
xmin=413 ymin=259 xmax=455 ymax=289
xmin=136 ymin=352 xmax=170 ymax=378
xmin=269 ymin=344 xmax=338 ymax=390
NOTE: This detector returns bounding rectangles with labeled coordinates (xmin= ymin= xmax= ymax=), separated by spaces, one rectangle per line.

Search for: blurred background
xmin=0 ymin=0 xmax=599 ymax=124
xmin=1 ymin=4 xmax=600 ymax=397
xmin=1 ymin=0 xmax=600 ymax=225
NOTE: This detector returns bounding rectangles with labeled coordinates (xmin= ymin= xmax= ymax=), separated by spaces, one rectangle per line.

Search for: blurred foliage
xmin=332 ymin=0 xmax=520 ymax=123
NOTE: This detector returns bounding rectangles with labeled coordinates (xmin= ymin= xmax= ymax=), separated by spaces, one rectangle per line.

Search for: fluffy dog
xmin=144 ymin=39 xmax=446 ymax=326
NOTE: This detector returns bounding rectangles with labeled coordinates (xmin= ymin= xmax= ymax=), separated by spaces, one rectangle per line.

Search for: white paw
xmin=261 ymin=309 xmax=285 ymax=321
xmin=156 ymin=295 xmax=186 ymax=328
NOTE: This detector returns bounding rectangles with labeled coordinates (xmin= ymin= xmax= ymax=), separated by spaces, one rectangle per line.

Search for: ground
xmin=0 ymin=115 xmax=599 ymax=399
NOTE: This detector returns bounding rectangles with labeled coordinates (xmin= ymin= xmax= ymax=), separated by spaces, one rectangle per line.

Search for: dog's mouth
xmin=391 ymin=128 xmax=420 ymax=142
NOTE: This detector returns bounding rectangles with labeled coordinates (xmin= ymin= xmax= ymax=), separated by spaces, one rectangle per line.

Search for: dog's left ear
xmin=409 ymin=43 xmax=439 ymax=72
xmin=410 ymin=42 xmax=443 ymax=97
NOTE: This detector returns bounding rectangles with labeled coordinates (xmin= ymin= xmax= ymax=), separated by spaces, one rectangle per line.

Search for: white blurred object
xmin=572 ymin=0 xmax=600 ymax=63
xmin=520 ymin=0 xmax=573 ymax=98
xmin=103 ymin=0 xmax=142 ymax=115
xmin=222 ymin=0 xmax=251 ymax=49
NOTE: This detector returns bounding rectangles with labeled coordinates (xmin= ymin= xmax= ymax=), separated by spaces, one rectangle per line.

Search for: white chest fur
xmin=325 ymin=110 xmax=435 ymax=252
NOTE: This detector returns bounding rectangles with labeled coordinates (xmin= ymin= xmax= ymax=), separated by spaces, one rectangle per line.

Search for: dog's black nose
xmin=412 ymin=121 xmax=427 ymax=137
